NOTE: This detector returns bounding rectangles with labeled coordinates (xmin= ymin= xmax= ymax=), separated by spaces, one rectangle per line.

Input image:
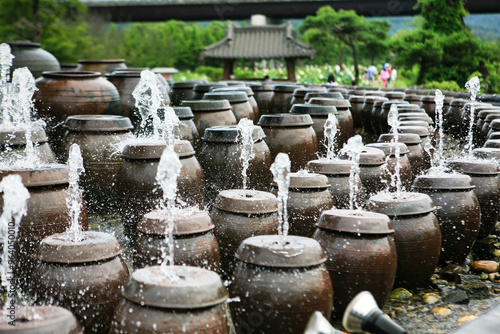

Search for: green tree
xmin=300 ymin=27 xmax=341 ymax=65
xmin=416 ymin=0 xmax=468 ymax=34
xmin=360 ymin=20 xmax=391 ymax=65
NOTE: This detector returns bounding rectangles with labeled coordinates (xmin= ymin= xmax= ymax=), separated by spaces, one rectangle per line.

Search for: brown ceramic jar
xmin=305 ymin=92 xmax=344 ymax=102
xmin=111 ymin=266 xmax=229 ymax=334
xmin=351 ymin=147 xmax=390 ymax=198
xmin=404 ymin=94 xmax=423 ymax=106
xmin=259 ymin=114 xmax=318 ymax=172
xmin=368 ymin=192 xmax=441 ymax=289
xmin=32 ymin=231 xmax=129 ymax=334
xmin=134 ymin=208 xmax=220 ymax=272
xmin=289 ymin=103 xmax=339 ymax=158
xmin=230 ymin=235 xmax=333 ymax=334
xmin=269 ymin=84 xmax=304 ymax=114
xmin=34 ymin=71 xmax=121 ymax=151
xmin=314 ymin=209 xmax=397 ymax=318
xmin=7 ymin=41 xmax=60 ymax=78
xmin=398 ymin=125 xmax=432 ymax=149
xmin=213 ymin=86 xmax=260 ymax=123
xmin=210 ymin=189 xmax=279 ymax=279
xmin=384 ymin=91 xmax=405 ymax=101
xmin=459 ymin=102 xmax=492 ymax=138
xmin=308 ymin=98 xmax=354 ymax=147
xmin=197 ymin=125 xmax=272 ymax=205
xmin=173 ymin=106 xmax=200 ymax=148
xmin=192 ymin=82 xmax=228 ymax=100
xmin=365 ymin=142 xmax=412 ymax=191
xmin=443 ymin=99 xmax=467 ymax=137
xmin=412 ymin=174 xmax=481 ymax=264
xmin=271 ymin=172 xmax=334 ymax=238
xmin=203 ymin=91 xmax=254 ymax=122
xmin=420 ymin=96 xmax=438 ymax=120
xmin=473 ymin=147 xmax=500 ymax=162
xmin=0 ymin=306 xmax=82 ymax=334
xmin=446 ymin=160 xmax=500 ymax=239
xmin=378 ymin=101 xmax=412 ymax=134
xmin=481 ymin=114 xmax=500 ymax=142
xmin=0 ymin=166 xmax=88 ymax=290
xmin=476 ymin=109 xmax=500 ymax=146
xmin=59 ymin=115 xmax=134 ymax=213
xmin=0 ymin=125 xmax=56 ymax=164
xmin=360 ymin=96 xmax=388 ymax=133
xmin=180 ymin=99 xmax=237 ymax=137
xmin=348 ymin=95 xmax=365 ymax=128
xmin=291 ymin=87 xmax=327 ymax=105
xmin=247 ymin=83 xmax=274 ymax=115
xmin=170 ymin=80 xmax=205 ymax=105
xmin=75 ymin=59 xmax=127 ymax=75
xmin=115 ymin=140 xmax=205 ymax=241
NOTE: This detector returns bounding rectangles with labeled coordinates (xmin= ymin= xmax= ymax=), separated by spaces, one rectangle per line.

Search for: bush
xmin=420 ymin=80 xmax=462 ymax=92
xmin=194 ymin=66 xmax=223 ymax=81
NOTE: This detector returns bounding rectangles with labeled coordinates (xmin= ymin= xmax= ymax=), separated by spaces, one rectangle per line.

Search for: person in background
xmin=379 ymin=65 xmax=389 ymax=88
xmin=367 ymin=65 xmax=377 ymax=84
xmin=391 ymin=67 xmax=397 ymax=87
xmin=327 ymin=73 xmax=337 ymax=85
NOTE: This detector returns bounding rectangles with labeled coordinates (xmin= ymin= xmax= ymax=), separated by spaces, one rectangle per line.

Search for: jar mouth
xmin=42 ymin=71 xmax=101 ymax=79
xmin=78 ymin=59 xmax=126 ymax=64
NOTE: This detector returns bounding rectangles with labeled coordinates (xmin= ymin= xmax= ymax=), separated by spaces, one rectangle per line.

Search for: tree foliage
xmin=416 ymin=0 xmax=468 ymax=34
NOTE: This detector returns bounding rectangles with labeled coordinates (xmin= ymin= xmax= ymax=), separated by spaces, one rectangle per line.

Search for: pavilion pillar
xmin=222 ymin=59 xmax=234 ymax=80
xmin=286 ymin=58 xmax=296 ymax=82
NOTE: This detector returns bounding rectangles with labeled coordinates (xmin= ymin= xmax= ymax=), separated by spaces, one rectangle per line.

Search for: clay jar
xmin=365 ymin=142 xmax=412 ymax=191
xmin=378 ymin=101 xmax=412 ymax=135
xmin=350 ymin=146 xmax=390 ymax=198
xmin=197 ymin=125 xmax=272 ymax=205
xmin=111 ymin=266 xmax=229 ymax=334
xmin=378 ymin=133 xmax=429 ymax=179
xmin=115 ymin=140 xmax=205 ymax=241
xmin=482 ymin=114 xmax=500 ymax=141
xmin=230 ymin=235 xmax=333 ymax=334
xmin=170 ymin=80 xmax=205 ymax=105
xmin=443 ymin=99 xmax=467 ymax=137
xmin=203 ymin=91 xmax=254 ymax=122
xmin=367 ymin=192 xmax=441 ymax=289
xmin=59 ymin=115 xmax=134 ymax=213
xmin=476 ymin=109 xmax=500 ymax=146
xmin=212 ymin=86 xmax=260 ymax=123
xmin=0 ymin=306 xmax=83 ymax=334
xmin=105 ymin=71 xmax=170 ymax=128
xmin=473 ymin=147 xmax=500 ymax=162
xmin=269 ymin=84 xmax=304 ymax=114
xmin=308 ymin=98 xmax=354 ymax=147
xmin=180 ymin=99 xmax=237 ymax=137
xmin=34 ymin=71 xmax=121 ymax=151
xmin=0 ymin=166 xmax=88 ymax=290
xmin=420 ymin=96 xmax=438 ymax=120
xmin=291 ymin=87 xmax=327 ymax=105
xmin=134 ymin=208 xmax=220 ymax=272
xmin=289 ymin=103 xmax=339 ymax=158
xmin=210 ymin=189 xmax=279 ymax=279
xmin=0 ymin=125 xmax=56 ymax=164
xmin=248 ymin=83 xmax=274 ymax=115
xmin=271 ymin=171 xmax=334 ymax=238
xmin=192 ymin=82 xmax=228 ymax=100
xmin=313 ymin=209 xmax=397 ymax=318
xmin=384 ymin=91 xmax=405 ymax=101
xmin=360 ymin=96 xmax=388 ymax=133
xmin=75 ymin=59 xmax=127 ymax=75
xmin=32 ymin=231 xmax=129 ymax=334
xmin=173 ymin=106 xmax=200 ymax=147
xmin=459 ymin=102 xmax=492 ymax=138
xmin=398 ymin=125 xmax=433 ymax=149
xmin=446 ymin=160 xmax=500 ymax=239
xmin=412 ymin=174 xmax=481 ymax=264
xmin=7 ymin=41 xmax=60 ymax=78
xmin=348 ymin=95 xmax=365 ymax=128
xmin=307 ymin=159 xmax=364 ymax=210
xmin=404 ymin=94 xmax=423 ymax=106
xmin=259 ymin=114 xmax=318 ymax=172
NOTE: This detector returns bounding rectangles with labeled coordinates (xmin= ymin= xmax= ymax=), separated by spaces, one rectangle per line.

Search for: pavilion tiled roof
xmin=201 ymin=23 xmax=316 ymax=60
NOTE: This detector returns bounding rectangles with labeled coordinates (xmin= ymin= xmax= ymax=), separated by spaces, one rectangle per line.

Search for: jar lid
xmin=293 ymin=88 xmax=327 ymax=97
xmin=121 ymin=140 xmax=166 ymax=159
xmin=395 ymin=105 xmax=422 ymax=112
xmin=365 ymin=142 xmax=409 ymax=156
xmin=446 ymin=159 xmax=499 ymax=175
xmin=105 ymin=71 xmax=140 ymax=78
xmin=38 ymin=231 xmax=123 ymax=263
xmin=404 ymin=95 xmax=423 ymax=102
xmin=305 ymin=92 xmax=344 ymax=100
xmin=368 ymin=192 xmax=436 ymax=216
xmin=0 ymin=306 xmax=81 ymax=334
xmin=0 ymin=164 xmax=69 ymax=187
xmin=327 ymin=87 xmax=348 ymax=94
xmin=193 ymin=82 xmax=228 ymax=92
xmin=63 ymin=115 xmax=133 ymax=132
xmin=484 ymin=139 xmax=500 ymax=149
xmin=381 ymin=101 xmax=410 ymax=110
xmin=41 ymin=71 xmax=101 ymax=79
xmin=0 ymin=124 xmax=48 ymax=145
xmin=173 ymin=106 xmax=194 ymax=119
xmin=357 ymin=147 xmax=386 ymax=165
xmin=308 ymin=98 xmax=351 ymax=108
xmin=397 ymin=125 xmax=430 ymax=137
xmin=258 ymin=114 xmax=314 ymax=127
xmin=248 ymin=83 xmax=273 ymax=92
xmin=307 ymin=159 xmax=352 ymax=175
xmin=213 ymin=189 xmax=278 ymax=214
xmin=364 ymin=91 xmax=385 ymax=97
xmin=384 ymin=92 xmax=406 ymax=99
xmin=349 ymin=95 xmax=366 ymax=102
xmin=485 ymin=114 xmax=500 ymax=123
xmin=212 ymin=86 xmax=254 ymax=97
xmin=316 ymin=209 xmax=394 ymax=234
xmin=202 ymin=125 xmax=265 ymax=143
xmin=235 ymin=235 xmax=326 ymax=268
xmin=412 ymin=173 xmax=475 ymax=190
xmin=378 ymin=133 xmax=422 ymax=145
xmin=7 ymin=41 xmax=40 ymax=48
xmin=78 ymin=59 xmax=125 ymax=64
xmin=180 ymin=99 xmax=232 ymax=112
xmin=473 ymin=147 xmax=500 ymax=160
xmin=137 ymin=208 xmax=214 ymax=235
xmin=290 ymin=103 xmax=338 ymax=116
xmin=399 ymin=112 xmax=433 ymax=120
xmin=399 ymin=120 xmax=431 ymax=128
xmin=123 ymin=265 xmax=228 ymax=309
xmin=420 ymin=96 xmax=437 ymax=102
xmin=172 ymin=80 xmax=205 ymax=89
xmin=450 ymin=99 xmax=468 ymax=107
xmin=174 ymin=139 xmax=195 ymax=158
xmin=203 ymin=91 xmax=248 ymax=103
xmin=278 ymin=171 xmax=330 ymax=189
xmin=273 ymin=84 xmax=304 ymax=93
xmin=478 ymin=110 xmax=500 ymax=120
xmin=364 ymin=96 xmax=389 ymax=104
xmin=489 ymin=131 xmax=500 ymax=140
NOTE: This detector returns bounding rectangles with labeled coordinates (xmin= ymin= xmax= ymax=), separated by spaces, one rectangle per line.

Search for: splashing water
xmin=0 ymin=44 xmax=14 ymax=124
xmin=160 ymin=106 xmax=180 ymax=149
xmin=270 ymin=153 xmax=291 ymax=245
xmin=237 ymin=118 xmax=255 ymax=189
xmin=66 ymin=144 xmax=85 ymax=242
xmin=387 ymin=105 xmax=404 ymax=197
xmin=464 ymin=76 xmax=480 ymax=158
xmin=340 ymin=135 xmax=364 ymax=213
xmin=0 ymin=174 xmax=30 ymax=310
xmin=156 ymin=148 xmax=182 ymax=272
xmin=324 ymin=113 xmax=339 ymax=160
xmin=434 ymin=89 xmax=445 ymax=169
xmin=132 ymin=70 xmax=167 ymax=140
